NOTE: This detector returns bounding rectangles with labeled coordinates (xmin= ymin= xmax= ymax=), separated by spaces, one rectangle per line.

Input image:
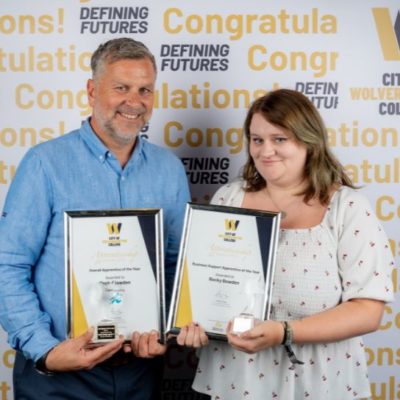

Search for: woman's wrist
xmin=279 ymin=320 xmax=304 ymax=365
xmin=277 ymin=320 xmax=286 ymax=346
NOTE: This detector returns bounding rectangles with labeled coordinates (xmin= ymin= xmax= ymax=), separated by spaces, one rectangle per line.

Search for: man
xmin=0 ymin=38 xmax=190 ymax=399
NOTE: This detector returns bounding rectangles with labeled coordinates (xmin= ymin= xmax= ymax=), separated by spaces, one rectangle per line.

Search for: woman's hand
xmin=227 ymin=320 xmax=284 ymax=354
xmin=176 ymin=322 xmax=209 ymax=348
xmin=123 ymin=330 xmax=166 ymax=358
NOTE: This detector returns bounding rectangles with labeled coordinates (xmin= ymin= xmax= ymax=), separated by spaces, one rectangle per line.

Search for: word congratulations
xmin=163 ymin=8 xmax=337 ymax=40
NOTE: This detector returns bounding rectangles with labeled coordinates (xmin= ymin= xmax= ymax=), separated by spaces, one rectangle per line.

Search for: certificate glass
xmin=167 ymin=203 xmax=280 ymax=340
xmin=64 ymin=209 xmax=165 ymax=345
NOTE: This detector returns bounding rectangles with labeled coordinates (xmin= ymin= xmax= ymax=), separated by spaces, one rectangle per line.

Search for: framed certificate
xmin=167 ymin=203 xmax=280 ymax=340
xmin=64 ymin=209 xmax=165 ymax=345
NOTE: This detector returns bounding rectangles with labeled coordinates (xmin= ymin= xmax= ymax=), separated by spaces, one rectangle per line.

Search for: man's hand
xmin=123 ymin=330 xmax=166 ymax=358
xmin=45 ymin=327 xmax=124 ymax=372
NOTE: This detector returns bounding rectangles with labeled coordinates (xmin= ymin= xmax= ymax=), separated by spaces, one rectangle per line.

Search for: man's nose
xmin=126 ymin=91 xmax=141 ymax=106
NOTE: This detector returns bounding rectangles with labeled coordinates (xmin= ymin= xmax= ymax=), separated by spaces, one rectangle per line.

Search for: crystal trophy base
xmin=231 ymin=313 xmax=255 ymax=335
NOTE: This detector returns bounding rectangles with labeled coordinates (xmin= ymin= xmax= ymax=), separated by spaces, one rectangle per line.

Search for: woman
xmin=177 ymin=89 xmax=394 ymax=399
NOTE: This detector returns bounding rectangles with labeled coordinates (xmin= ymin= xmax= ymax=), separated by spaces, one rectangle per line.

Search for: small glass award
xmin=231 ymin=313 xmax=255 ymax=335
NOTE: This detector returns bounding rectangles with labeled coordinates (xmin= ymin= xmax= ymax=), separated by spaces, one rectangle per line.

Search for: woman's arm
xmin=291 ymin=297 xmax=384 ymax=343
xmin=228 ymin=298 xmax=384 ymax=354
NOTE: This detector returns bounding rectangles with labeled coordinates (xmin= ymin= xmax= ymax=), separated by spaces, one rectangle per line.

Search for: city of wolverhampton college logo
xmin=372 ymin=8 xmax=400 ymax=61
xmin=107 ymin=222 xmax=122 ymax=235
xmin=218 ymin=219 xmax=242 ymax=243
xmin=224 ymin=219 xmax=240 ymax=231
xmin=103 ymin=222 xmax=126 ymax=246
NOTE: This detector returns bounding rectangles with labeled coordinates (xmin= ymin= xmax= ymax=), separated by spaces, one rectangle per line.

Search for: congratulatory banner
xmin=65 ymin=209 xmax=165 ymax=345
xmin=0 ymin=1 xmax=399 ymax=398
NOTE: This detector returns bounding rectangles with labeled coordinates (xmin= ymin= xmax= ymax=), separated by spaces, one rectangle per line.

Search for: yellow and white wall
xmin=0 ymin=1 xmax=399 ymax=398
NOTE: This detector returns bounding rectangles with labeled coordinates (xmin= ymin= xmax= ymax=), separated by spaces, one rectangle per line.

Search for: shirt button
xmin=121 ymin=177 xmax=126 ymax=181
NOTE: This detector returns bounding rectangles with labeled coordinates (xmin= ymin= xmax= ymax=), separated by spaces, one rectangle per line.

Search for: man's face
xmin=87 ymin=58 xmax=156 ymax=149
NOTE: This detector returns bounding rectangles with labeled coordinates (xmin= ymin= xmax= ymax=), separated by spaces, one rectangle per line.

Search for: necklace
xmin=263 ymin=187 xmax=305 ymax=219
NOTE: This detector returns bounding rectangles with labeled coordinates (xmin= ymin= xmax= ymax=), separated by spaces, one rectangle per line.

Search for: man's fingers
xmin=137 ymin=332 xmax=150 ymax=358
xmin=130 ymin=331 xmax=140 ymax=354
xmin=75 ymin=327 xmax=95 ymax=348
xmin=82 ymin=336 xmax=125 ymax=368
xmin=123 ymin=343 xmax=132 ymax=353
xmin=148 ymin=331 xmax=166 ymax=356
xmin=130 ymin=331 xmax=149 ymax=357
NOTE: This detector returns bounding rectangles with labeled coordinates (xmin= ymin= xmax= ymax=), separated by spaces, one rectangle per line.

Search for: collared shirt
xmin=0 ymin=119 xmax=190 ymax=361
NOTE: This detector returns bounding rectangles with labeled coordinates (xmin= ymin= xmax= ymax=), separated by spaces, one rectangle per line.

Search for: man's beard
xmin=103 ymin=118 xmax=140 ymax=146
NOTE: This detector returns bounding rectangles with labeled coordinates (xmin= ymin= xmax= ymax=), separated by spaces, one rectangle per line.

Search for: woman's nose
xmin=260 ymin=140 xmax=275 ymax=156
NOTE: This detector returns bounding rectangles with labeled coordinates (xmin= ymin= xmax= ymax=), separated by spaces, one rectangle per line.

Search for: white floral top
xmin=193 ymin=180 xmax=394 ymax=400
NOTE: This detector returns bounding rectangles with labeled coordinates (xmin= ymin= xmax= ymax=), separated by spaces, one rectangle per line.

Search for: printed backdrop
xmin=0 ymin=1 xmax=399 ymax=399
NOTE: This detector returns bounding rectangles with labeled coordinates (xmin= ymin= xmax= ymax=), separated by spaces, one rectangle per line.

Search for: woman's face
xmin=249 ymin=113 xmax=308 ymax=187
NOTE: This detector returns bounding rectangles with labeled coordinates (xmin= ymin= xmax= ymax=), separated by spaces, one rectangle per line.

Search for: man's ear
xmin=87 ymin=79 xmax=95 ymax=107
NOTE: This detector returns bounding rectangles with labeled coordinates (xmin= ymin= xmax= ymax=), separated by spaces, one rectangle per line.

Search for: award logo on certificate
xmin=167 ymin=203 xmax=280 ymax=340
xmin=64 ymin=209 xmax=165 ymax=345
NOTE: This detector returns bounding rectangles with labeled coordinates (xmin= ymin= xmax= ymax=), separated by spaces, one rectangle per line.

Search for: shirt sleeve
xmin=210 ymin=180 xmax=245 ymax=206
xmin=0 ymin=149 xmax=60 ymax=360
xmin=330 ymin=188 xmax=394 ymax=303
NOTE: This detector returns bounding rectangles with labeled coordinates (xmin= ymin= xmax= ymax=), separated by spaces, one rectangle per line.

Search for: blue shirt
xmin=0 ymin=119 xmax=190 ymax=361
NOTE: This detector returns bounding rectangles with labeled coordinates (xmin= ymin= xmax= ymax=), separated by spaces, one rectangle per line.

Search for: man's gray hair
xmin=91 ymin=37 xmax=157 ymax=78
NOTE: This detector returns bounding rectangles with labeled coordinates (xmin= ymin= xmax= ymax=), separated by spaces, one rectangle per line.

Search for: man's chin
xmin=115 ymin=133 xmax=138 ymax=145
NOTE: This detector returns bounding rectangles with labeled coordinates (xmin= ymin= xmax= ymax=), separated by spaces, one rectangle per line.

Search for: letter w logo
xmin=107 ymin=223 xmax=122 ymax=235
xmin=372 ymin=8 xmax=400 ymax=61
xmin=224 ymin=219 xmax=240 ymax=231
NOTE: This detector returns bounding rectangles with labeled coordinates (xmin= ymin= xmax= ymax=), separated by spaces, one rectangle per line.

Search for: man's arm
xmin=0 ymin=149 xmax=126 ymax=371
xmin=0 ymin=149 xmax=60 ymax=361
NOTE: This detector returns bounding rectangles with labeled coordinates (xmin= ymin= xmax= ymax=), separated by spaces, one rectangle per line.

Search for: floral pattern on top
xmin=192 ymin=180 xmax=394 ymax=400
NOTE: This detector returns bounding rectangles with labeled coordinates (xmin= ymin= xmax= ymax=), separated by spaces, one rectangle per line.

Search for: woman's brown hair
xmin=242 ymin=89 xmax=355 ymax=205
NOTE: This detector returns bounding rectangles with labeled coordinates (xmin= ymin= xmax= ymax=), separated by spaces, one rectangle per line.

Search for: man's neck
xmin=112 ymin=143 xmax=136 ymax=168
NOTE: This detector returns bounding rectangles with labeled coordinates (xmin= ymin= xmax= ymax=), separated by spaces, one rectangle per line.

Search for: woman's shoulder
xmin=330 ymin=186 xmax=372 ymax=212
xmin=211 ymin=179 xmax=246 ymax=206
xmin=326 ymin=185 xmax=378 ymax=234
